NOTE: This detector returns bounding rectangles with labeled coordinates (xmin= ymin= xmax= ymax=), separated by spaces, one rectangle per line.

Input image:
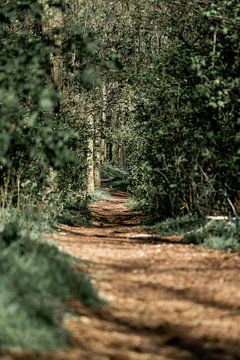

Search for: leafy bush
xmin=0 ymin=1 xmax=92 ymax=213
xmin=56 ymin=194 xmax=91 ymax=226
xmin=0 ymin=207 xmax=53 ymax=237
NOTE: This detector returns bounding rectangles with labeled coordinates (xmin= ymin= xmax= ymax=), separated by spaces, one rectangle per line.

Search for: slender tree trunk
xmin=87 ymin=114 xmax=95 ymax=193
xmin=100 ymin=82 xmax=107 ymax=165
xmin=94 ymin=138 xmax=101 ymax=189
xmin=94 ymin=82 xmax=108 ymax=188
xmin=40 ymin=0 xmax=64 ymax=195
xmin=108 ymin=143 xmax=113 ymax=162
xmin=119 ymin=146 xmax=127 ymax=166
xmin=94 ymin=113 xmax=101 ymax=189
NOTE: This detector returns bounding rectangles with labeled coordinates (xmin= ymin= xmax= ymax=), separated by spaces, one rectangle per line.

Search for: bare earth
xmin=2 ymin=190 xmax=240 ymax=360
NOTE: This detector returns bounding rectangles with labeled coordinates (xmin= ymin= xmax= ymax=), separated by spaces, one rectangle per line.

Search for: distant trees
xmin=0 ymin=0 xmax=239 ymax=220
xmin=78 ymin=0 xmax=239 ymax=219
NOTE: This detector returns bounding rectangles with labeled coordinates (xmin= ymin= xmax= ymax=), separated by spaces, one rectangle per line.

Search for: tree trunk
xmin=119 ymin=146 xmax=127 ymax=167
xmin=100 ymin=82 xmax=107 ymax=165
xmin=87 ymin=114 xmax=95 ymax=193
xmin=94 ymin=83 xmax=108 ymax=188
xmin=40 ymin=0 xmax=64 ymax=196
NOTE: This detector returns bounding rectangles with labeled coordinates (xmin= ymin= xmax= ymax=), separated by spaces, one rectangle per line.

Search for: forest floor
xmin=2 ymin=189 xmax=240 ymax=360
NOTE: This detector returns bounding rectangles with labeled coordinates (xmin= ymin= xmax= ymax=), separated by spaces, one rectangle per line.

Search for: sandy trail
xmin=2 ymin=190 xmax=240 ymax=360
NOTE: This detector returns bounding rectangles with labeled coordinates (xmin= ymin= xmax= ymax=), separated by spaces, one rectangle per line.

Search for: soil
xmin=2 ymin=189 xmax=240 ymax=360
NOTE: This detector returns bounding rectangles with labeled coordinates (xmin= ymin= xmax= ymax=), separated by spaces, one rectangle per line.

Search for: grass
xmin=91 ymin=189 xmax=111 ymax=202
xmin=0 ymin=210 xmax=104 ymax=351
xmin=127 ymin=197 xmax=148 ymax=212
xmin=184 ymin=219 xmax=240 ymax=251
xmin=153 ymin=215 xmax=204 ymax=236
xmin=152 ymin=215 xmax=240 ymax=251
xmin=57 ymin=189 xmax=111 ymax=226
xmin=0 ymin=206 xmax=53 ymax=237
xmin=203 ymin=236 xmax=240 ymax=250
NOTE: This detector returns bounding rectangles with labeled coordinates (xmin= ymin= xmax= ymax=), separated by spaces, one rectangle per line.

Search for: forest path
xmin=5 ymin=190 xmax=240 ymax=360
xmin=52 ymin=189 xmax=240 ymax=360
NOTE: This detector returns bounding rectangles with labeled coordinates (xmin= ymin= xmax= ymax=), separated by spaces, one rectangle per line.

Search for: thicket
xmin=78 ymin=0 xmax=240 ymax=249
xmin=1 ymin=1 xmax=238 ymax=223
xmin=1 ymin=1 xmax=239 ymax=220
xmin=88 ymin=0 xmax=240 ymax=222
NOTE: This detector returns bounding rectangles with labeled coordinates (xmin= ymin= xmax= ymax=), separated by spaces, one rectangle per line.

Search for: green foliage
xmin=105 ymin=178 xmax=129 ymax=192
xmin=153 ymin=214 xmax=240 ymax=251
xmin=108 ymin=0 xmax=240 ymax=220
xmin=184 ymin=219 xmax=240 ymax=251
xmin=191 ymin=0 xmax=240 ymax=205
xmin=203 ymin=236 xmax=240 ymax=251
xmin=0 ymin=220 xmax=103 ymax=350
xmin=127 ymin=197 xmax=148 ymax=212
xmin=101 ymin=163 xmax=129 ymax=192
xmin=0 ymin=207 xmax=54 ymax=236
xmin=56 ymin=194 xmax=91 ymax=226
xmin=0 ymin=0 xmax=94 ymax=211
xmin=0 ymin=1 xmax=67 ymax=168
xmin=91 ymin=189 xmax=111 ymax=202
xmin=153 ymin=216 xmax=204 ymax=236
xmin=101 ymin=163 xmax=128 ymax=180
xmin=1 ymin=0 xmax=239 ymax=223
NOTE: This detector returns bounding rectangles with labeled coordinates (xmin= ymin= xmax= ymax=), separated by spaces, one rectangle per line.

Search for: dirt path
xmin=3 ymin=190 xmax=240 ymax=360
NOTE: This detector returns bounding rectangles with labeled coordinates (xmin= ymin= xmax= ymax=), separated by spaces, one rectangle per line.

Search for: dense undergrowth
xmin=0 ymin=209 xmax=103 ymax=351
xmin=56 ymin=195 xmax=91 ymax=227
